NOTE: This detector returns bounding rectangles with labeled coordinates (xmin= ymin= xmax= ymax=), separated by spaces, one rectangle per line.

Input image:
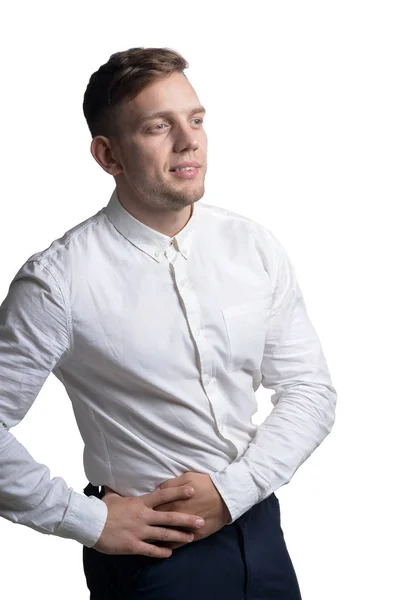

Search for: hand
xmin=93 ymin=484 xmax=206 ymax=557
xmin=153 ymin=472 xmax=231 ymax=550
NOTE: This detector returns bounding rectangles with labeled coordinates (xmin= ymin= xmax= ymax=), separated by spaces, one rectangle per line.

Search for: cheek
xmin=142 ymin=147 xmax=164 ymax=170
xmin=127 ymin=154 xmax=153 ymax=178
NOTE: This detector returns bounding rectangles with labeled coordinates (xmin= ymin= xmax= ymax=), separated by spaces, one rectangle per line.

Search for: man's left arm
xmin=208 ymin=230 xmax=337 ymax=524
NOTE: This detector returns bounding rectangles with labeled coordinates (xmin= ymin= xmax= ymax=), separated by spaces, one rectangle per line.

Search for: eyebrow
xmin=139 ymin=106 xmax=206 ymax=124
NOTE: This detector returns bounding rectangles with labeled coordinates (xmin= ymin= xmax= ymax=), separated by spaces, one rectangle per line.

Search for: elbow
xmin=319 ymin=383 xmax=337 ymax=438
xmin=288 ymin=380 xmax=338 ymax=438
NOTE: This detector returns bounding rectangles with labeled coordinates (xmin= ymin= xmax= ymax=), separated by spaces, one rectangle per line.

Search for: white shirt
xmin=0 ymin=188 xmax=337 ymax=548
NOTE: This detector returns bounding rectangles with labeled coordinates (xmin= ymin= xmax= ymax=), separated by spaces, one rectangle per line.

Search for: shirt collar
xmin=104 ymin=187 xmax=198 ymax=262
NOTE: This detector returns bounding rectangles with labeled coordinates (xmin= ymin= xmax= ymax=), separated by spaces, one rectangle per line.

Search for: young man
xmin=0 ymin=47 xmax=337 ymax=599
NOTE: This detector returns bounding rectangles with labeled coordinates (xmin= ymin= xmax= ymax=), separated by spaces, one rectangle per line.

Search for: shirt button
xmin=154 ymin=250 xmax=161 ymax=257
xmin=195 ymin=329 xmax=201 ymax=337
xmin=180 ymin=279 xmax=187 ymax=287
xmin=203 ymin=374 xmax=212 ymax=385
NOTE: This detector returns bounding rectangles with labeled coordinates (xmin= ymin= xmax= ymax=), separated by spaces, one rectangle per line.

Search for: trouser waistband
xmin=83 ymin=482 xmax=105 ymax=499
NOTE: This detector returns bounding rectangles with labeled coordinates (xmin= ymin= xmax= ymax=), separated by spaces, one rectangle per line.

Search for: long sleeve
xmin=209 ymin=231 xmax=337 ymax=523
xmin=0 ymin=258 xmax=107 ymax=547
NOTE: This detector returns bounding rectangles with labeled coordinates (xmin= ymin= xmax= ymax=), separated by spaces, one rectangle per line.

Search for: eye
xmin=148 ymin=117 xmax=204 ymax=133
xmin=150 ymin=123 xmax=168 ymax=132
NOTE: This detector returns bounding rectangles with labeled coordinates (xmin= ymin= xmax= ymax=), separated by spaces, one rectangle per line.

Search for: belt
xmin=83 ymin=482 xmax=106 ymax=499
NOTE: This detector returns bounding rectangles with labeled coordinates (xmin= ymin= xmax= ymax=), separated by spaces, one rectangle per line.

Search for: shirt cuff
xmin=55 ymin=490 xmax=108 ymax=547
xmin=209 ymin=459 xmax=260 ymax=524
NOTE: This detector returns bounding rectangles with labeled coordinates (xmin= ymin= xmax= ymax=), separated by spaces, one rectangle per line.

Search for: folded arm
xmin=209 ymin=230 xmax=337 ymax=523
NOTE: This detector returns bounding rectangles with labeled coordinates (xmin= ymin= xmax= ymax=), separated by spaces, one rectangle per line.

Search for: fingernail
xmin=196 ymin=518 xmax=205 ymax=526
xmin=186 ymin=487 xmax=194 ymax=495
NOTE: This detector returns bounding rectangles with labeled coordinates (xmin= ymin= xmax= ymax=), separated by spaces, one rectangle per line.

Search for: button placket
xmin=170 ymin=256 xmax=237 ymax=455
xmin=203 ymin=373 xmax=212 ymax=385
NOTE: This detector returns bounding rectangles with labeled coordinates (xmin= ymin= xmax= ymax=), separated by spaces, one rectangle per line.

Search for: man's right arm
xmin=0 ymin=258 xmax=107 ymax=547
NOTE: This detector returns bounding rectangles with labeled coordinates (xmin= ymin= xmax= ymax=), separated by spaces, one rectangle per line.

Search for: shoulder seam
xmin=32 ymin=210 xmax=105 ymax=263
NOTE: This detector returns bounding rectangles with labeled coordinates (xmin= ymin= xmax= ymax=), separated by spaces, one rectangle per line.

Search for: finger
xmin=149 ymin=509 xmax=205 ymax=530
xmin=157 ymin=474 xmax=187 ymax=489
xmin=152 ymin=502 xmax=176 ymax=512
xmin=135 ymin=541 xmax=173 ymax=559
xmin=159 ymin=541 xmax=186 ymax=550
xmin=143 ymin=485 xmax=194 ymax=509
xmin=145 ymin=527 xmax=195 ymax=544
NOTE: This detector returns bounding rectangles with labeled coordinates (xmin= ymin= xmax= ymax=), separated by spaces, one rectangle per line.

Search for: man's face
xmin=111 ymin=72 xmax=208 ymax=212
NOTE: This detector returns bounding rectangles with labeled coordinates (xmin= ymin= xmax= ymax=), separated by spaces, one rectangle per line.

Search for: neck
xmin=115 ymin=186 xmax=194 ymax=237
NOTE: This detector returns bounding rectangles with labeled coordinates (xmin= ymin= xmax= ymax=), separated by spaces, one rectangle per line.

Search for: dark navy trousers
xmin=82 ymin=483 xmax=302 ymax=599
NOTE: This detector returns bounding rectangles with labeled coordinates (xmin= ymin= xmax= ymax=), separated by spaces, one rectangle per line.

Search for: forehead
xmin=120 ymin=72 xmax=201 ymax=125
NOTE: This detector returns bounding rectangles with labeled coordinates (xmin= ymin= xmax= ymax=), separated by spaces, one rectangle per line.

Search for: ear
xmin=90 ymin=136 xmax=123 ymax=176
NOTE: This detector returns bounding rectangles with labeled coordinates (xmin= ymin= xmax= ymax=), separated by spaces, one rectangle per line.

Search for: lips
xmin=169 ymin=162 xmax=201 ymax=171
xmin=170 ymin=167 xmax=200 ymax=179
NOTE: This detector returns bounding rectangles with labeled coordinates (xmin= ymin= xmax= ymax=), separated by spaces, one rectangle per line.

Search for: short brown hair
xmin=83 ymin=47 xmax=189 ymax=139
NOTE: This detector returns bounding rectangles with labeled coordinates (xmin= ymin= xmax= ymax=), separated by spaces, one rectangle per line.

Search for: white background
xmin=0 ymin=1 xmax=398 ymax=598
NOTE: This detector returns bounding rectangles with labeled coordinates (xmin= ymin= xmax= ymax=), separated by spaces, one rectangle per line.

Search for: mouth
xmin=169 ymin=167 xmax=200 ymax=179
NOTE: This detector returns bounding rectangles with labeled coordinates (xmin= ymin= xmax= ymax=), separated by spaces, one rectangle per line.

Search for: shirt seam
xmin=90 ymin=406 xmax=116 ymax=490
xmin=36 ymin=260 xmax=75 ymax=362
xmin=31 ymin=211 xmax=106 ymax=263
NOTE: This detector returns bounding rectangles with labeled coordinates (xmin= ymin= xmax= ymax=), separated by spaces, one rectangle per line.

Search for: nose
xmin=173 ymin=122 xmax=200 ymax=153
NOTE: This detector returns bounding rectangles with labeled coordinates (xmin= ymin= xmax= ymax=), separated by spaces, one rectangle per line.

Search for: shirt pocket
xmin=222 ymin=296 xmax=273 ymax=371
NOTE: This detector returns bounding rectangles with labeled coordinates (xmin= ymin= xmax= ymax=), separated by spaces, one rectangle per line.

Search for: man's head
xmin=83 ymin=47 xmax=207 ymax=213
